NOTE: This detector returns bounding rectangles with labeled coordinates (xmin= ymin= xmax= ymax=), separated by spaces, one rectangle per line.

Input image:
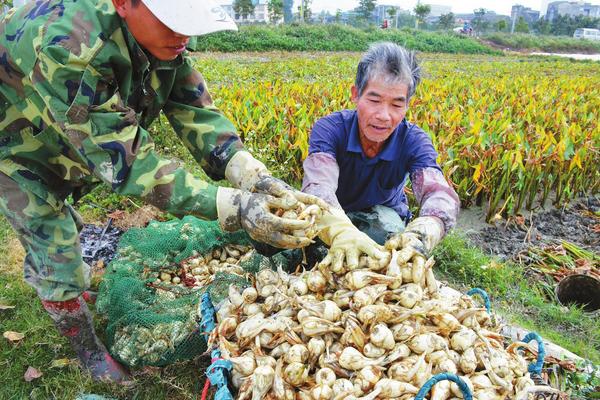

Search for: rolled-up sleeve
xmin=406 ymin=128 xmax=460 ymax=232
xmin=302 ymin=152 xmax=342 ymax=209
xmin=302 ymin=115 xmax=344 ymax=208
xmin=411 ymin=167 xmax=460 ymax=232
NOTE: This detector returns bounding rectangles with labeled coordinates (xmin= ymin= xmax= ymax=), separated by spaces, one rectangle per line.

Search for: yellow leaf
xmin=472 ymin=163 xmax=483 ymax=184
xmin=512 ymin=152 xmax=524 ymax=170
xmin=569 ymin=152 xmax=582 ymax=171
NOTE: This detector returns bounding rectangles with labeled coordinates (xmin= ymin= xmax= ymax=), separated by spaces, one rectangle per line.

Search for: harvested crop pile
xmin=110 ymin=244 xmax=255 ymax=367
xmin=212 ymin=250 xmax=546 ymax=399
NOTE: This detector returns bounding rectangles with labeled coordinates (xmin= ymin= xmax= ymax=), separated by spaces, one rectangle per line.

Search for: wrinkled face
xmin=352 ymin=76 xmax=409 ymax=143
xmin=113 ymin=0 xmax=189 ymax=61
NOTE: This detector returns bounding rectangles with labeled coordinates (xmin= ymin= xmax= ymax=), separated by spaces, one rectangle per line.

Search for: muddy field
xmin=80 ymin=222 xmax=123 ymax=267
xmin=465 ymin=196 xmax=600 ymax=261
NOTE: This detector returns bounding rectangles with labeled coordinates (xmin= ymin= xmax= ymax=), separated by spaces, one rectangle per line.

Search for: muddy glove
xmin=316 ymin=207 xmax=389 ymax=272
xmin=216 ymin=187 xmax=313 ymax=249
xmin=385 ymin=216 xmax=445 ymax=264
xmin=225 ymin=151 xmax=329 ymax=210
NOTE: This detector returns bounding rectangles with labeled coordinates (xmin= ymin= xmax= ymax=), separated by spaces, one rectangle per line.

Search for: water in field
xmin=530 ymin=52 xmax=600 ymax=61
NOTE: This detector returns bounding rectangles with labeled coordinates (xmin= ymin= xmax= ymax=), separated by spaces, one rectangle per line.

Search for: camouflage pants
xmin=0 ymin=160 xmax=89 ymax=302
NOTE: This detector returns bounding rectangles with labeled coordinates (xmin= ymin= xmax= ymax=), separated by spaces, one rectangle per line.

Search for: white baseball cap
xmin=142 ymin=0 xmax=238 ymax=36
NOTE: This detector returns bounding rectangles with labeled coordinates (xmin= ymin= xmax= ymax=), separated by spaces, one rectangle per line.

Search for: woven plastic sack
xmin=96 ymin=216 xmax=288 ymax=368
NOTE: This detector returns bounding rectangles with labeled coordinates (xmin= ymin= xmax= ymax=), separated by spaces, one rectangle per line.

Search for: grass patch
xmin=0 ymin=216 xmax=209 ymax=399
xmin=193 ymin=24 xmax=499 ymax=54
xmin=433 ymin=232 xmax=600 ymax=364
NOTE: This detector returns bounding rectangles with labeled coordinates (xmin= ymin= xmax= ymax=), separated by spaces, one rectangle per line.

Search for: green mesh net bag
xmin=96 ymin=216 xmax=290 ymax=368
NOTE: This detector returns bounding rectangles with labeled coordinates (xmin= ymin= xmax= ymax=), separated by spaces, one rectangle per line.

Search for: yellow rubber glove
xmin=385 ymin=216 xmax=445 ymax=264
xmin=316 ymin=207 xmax=389 ymax=273
xmin=216 ymin=187 xmax=313 ymax=249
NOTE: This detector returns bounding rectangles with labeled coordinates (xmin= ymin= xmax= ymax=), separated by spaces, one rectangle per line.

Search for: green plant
xmin=193 ymin=24 xmax=499 ymax=54
xmin=563 ymin=361 xmax=600 ymax=398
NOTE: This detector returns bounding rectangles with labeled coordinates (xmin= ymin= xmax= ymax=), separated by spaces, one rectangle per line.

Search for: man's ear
xmin=112 ymin=0 xmax=129 ymax=18
xmin=351 ymin=85 xmax=359 ymax=104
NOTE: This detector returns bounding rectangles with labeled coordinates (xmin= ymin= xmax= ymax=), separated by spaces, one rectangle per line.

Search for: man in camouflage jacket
xmin=0 ymin=0 xmax=324 ymax=382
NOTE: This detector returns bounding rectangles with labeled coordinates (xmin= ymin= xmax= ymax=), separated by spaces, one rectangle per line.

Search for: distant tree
xmin=268 ymin=0 xmax=284 ymax=23
xmin=283 ymin=0 xmax=293 ymax=23
xmin=414 ymin=3 xmax=431 ymax=29
xmin=515 ymin=16 xmax=529 ymax=33
xmin=397 ymin=12 xmax=417 ymax=29
xmin=357 ymin=0 xmax=376 ymax=23
xmin=317 ymin=10 xmax=330 ymax=24
xmin=437 ymin=12 xmax=455 ymax=30
xmin=495 ymin=19 xmax=508 ymax=32
xmin=335 ymin=9 xmax=343 ymax=24
xmin=550 ymin=14 xmax=600 ymax=36
xmin=472 ymin=8 xmax=489 ymax=35
xmin=387 ymin=7 xmax=398 ymax=28
xmin=346 ymin=13 xmax=359 ymax=27
xmin=233 ymin=0 xmax=255 ymax=20
xmin=297 ymin=0 xmax=312 ymax=22
xmin=533 ymin=18 xmax=551 ymax=35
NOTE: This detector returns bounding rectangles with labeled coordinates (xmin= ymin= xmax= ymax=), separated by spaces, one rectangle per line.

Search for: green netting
xmin=96 ymin=216 xmax=289 ymax=368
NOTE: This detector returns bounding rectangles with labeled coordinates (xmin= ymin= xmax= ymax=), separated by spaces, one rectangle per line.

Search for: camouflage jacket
xmin=0 ymin=0 xmax=244 ymax=219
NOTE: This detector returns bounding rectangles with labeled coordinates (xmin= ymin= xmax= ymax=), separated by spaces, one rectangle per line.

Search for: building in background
xmin=455 ymin=10 xmax=507 ymax=24
xmin=540 ymin=0 xmax=552 ymax=16
xmin=427 ymin=4 xmax=452 ymax=17
xmin=545 ymin=1 xmax=600 ymax=21
xmin=373 ymin=4 xmax=403 ymax=26
xmin=283 ymin=0 xmax=293 ymax=23
xmin=511 ymin=4 xmax=541 ymax=25
xmin=221 ymin=0 xmax=278 ymax=24
xmin=422 ymin=4 xmax=453 ymax=25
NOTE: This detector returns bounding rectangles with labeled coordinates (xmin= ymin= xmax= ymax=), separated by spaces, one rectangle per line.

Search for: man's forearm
xmin=165 ymin=57 xmax=245 ymax=181
xmin=411 ymin=167 xmax=460 ymax=232
xmin=302 ymin=152 xmax=342 ymax=209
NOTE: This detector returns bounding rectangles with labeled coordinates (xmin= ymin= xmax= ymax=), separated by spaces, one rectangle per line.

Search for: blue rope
xmin=415 ymin=373 xmax=473 ymax=400
xmin=199 ymin=293 xmax=234 ymax=400
xmin=200 ymin=293 xmax=217 ymax=341
xmin=467 ymin=288 xmax=491 ymax=313
xmin=518 ymin=332 xmax=545 ymax=375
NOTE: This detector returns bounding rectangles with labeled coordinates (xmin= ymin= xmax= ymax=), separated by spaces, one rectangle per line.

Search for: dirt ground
xmin=79 ymin=205 xmax=164 ymax=269
xmin=462 ymin=196 xmax=600 ymax=261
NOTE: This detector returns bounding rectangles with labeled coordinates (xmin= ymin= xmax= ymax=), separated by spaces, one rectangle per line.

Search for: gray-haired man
xmin=303 ymin=42 xmax=460 ymax=270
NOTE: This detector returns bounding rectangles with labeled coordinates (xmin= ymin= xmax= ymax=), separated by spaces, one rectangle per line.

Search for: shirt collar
xmin=347 ymin=112 xmax=406 ymax=162
xmin=119 ymin=19 xmax=183 ymax=72
xmin=120 ymin=21 xmax=149 ymax=72
xmin=347 ymin=114 xmax=363 ymax=154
